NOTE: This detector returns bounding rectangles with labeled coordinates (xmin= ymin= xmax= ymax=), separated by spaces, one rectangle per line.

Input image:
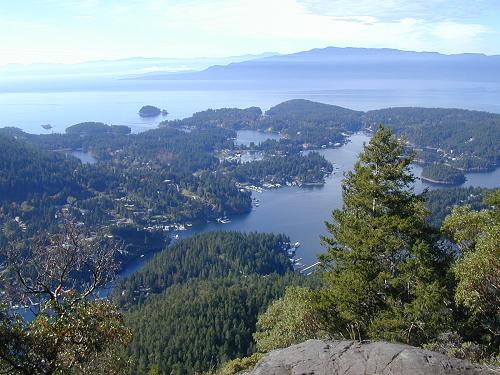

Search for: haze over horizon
xmin=2 ymin=0 xmax=500 ymax=66
xmin=4 ymin=45 xmax=500 ymax=68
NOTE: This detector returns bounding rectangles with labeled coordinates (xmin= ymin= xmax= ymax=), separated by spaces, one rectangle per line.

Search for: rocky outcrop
xmin=248 ymin=340 xmax=496 ymax=375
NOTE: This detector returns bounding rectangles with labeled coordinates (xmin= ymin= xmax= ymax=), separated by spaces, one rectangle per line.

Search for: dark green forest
xmin=363 ymin=107 xmax=500 ymax=170
xmin=218 ymin=127 xmax=499 ymax=375
xmin=114 ymin=232 xmax=294 ymax=305
xmin=125 ymin=276 xmax=300 ymax=374
xmin=424 ymin=186 xmax=489 ymax=228
xmin=0 ymin=136 xmax=83 ymax=202
xmin=421 ymin=164 xmax=466 ymax=185
xmin=114 ymin=232 xmax=309 ymax=374
xmin=229 ymin=152 xmax=332 ymax=185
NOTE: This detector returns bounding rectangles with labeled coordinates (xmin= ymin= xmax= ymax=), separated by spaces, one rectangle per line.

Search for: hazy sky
xmin=1 ymin=0 xmax=500 ymax=65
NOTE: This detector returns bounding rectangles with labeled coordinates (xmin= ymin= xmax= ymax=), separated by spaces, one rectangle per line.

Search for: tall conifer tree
xmin=320 ymin=125 xmax=451 ymax=344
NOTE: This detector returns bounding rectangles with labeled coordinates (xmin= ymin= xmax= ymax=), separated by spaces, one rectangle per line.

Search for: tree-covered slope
xmin=160 ymin=101 xmax=499 ymax=169
xmin=113 ymin=232 xmax=306 ymax=374
xmin=265 ymin=99 xmax=362 ymax=127
xmin=421 ymin=164 xmax=466 ymax=185
xmin=363 ymin=107 xmax=500 ymax=170
xmin=114 ymin=232 xmax=294 ymax=305
xmin=0 ymin=135 xmax=82 ymax=202
xmin=166 ymin=107 xmax=263 ymax=130
xmin=425 ymin=187 xmax=489 ymax=228
xmin=125 ymin=274 xmax=304 ymax=374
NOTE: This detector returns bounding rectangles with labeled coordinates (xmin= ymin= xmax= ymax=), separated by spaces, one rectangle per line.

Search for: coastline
xmin=420 ymin=176 xmax=465 ymax=186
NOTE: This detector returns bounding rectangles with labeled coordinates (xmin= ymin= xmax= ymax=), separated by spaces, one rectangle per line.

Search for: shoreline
xmin=420 ymin=176 xmax=465 ymax=186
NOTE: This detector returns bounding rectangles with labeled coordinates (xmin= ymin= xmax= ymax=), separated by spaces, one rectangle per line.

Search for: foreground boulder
xmin=248 ymin=340 xmax=495 ymax=375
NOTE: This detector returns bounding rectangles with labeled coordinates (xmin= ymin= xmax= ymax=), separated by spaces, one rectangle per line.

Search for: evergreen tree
xmin=319 ymin=125 xmax=451 ymax=344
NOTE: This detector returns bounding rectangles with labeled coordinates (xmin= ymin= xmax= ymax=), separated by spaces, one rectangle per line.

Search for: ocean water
xmin=2 ymin=77 xmax=500 ymax=134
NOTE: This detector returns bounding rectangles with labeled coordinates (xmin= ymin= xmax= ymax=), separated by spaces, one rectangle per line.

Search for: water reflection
xmin=67 ymin=150 xmax=97 ymax=164
xmin=235 ymin=129 xmax=282 ymax=146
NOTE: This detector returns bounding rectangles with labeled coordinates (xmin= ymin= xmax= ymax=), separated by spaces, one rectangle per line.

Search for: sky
xmin=1 ymin=0 xmax=500 ymax=65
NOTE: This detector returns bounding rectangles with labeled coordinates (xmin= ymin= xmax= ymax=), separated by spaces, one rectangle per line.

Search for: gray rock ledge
xmin=248 ymin=340 xmax=497 ymax=375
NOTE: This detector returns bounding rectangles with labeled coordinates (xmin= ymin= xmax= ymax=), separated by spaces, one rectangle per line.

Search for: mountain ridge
xmin=136 ymin=46 xmax=500 ymax=82
xmin=0 ymin=52 xmax=280 ymax=78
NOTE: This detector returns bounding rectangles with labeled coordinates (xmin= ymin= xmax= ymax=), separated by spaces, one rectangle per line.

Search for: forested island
xmin=139 ymin=105 xmax=162 ymax=117
xmin=66 ymin=122 xmax=132 ymax=135
xmin=421 ymin=164 xmax=466 ymax=185
xmin=228 ymin=152 xmax=332 ymax=186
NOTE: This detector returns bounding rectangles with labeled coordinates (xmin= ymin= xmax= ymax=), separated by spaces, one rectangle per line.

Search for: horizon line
xmin=2 ymin=45 xmax=500 ymax=68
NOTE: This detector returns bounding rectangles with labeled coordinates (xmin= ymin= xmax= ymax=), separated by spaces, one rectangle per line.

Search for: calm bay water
xmin=67 ymin=150 xmax=97 ymax=164
xmin=234 ymin=129 xmax=281 ymax=146
xmin=116 ymin=132 xmax=500 ymax=280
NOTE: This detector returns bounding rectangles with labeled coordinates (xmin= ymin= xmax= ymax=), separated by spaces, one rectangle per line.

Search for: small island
xmin=66 ymin=122 xmax=131 ymax=136
xmin=421 ymin=164 xmax=466 ymax=185
xmin=139 ymin=105 xmax=163 ymax=117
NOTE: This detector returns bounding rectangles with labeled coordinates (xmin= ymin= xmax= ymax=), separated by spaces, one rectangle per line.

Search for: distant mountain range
xmin=0 ymin=52 xmax=279 ymax=78
xmin=136 ymin=46 xmax=500 ymax=82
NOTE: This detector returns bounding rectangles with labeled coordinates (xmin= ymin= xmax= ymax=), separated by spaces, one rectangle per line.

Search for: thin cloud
xmin=0 ymin=0 xmax=498 ymax=64
xmin=432 ymin=21 xmax=490 ymax=41
xmin=298 ymin=0 xmax=500 ymax=22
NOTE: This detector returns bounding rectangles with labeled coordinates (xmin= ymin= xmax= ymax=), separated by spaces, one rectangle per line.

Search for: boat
xmin=293 ymin=241 xmax=301 ymax=248
xmin=217 ymin=217 xmax=231 ymax=224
